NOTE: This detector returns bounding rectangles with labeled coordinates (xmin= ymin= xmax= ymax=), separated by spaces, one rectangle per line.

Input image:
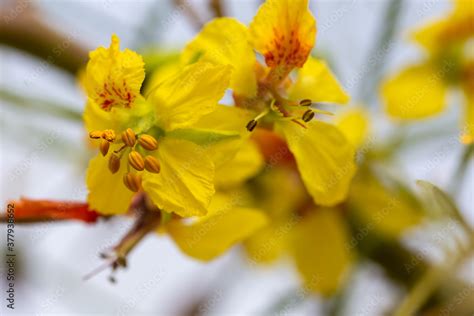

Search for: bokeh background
xmin=1 ymin=0 xmax=472 ymax=315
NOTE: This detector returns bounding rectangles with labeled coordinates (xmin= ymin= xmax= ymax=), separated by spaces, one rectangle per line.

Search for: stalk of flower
xmin=182 ymin=0 xmax=357 ymax=207
xmin=381 ymin=0 xmax=474 ymax=144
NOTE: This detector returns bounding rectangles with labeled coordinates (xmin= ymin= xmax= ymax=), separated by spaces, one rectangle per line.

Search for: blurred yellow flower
xmin=381 ymin=0 xmax=474 ymax=144
xmin=183 ymin=0 xmax=356 ymax=207
xmin=83 ymin=35 xmax=238 ymax=218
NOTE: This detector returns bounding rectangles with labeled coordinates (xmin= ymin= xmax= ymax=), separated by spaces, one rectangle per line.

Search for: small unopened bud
xmin=121 ymin=128 xmax=136 ymax=147
xmin=302 ymin=110 xmax=315 ymax=122
xmin=138 ymin=134 xmax=158 ymax=151
xmin=89 ymin=130 xmax=102 ymax=139
xmin=128 ymin=151 xmax=145 ymax=171
xmin=299 ymin=99 xmax=312 ymax=107
xmin=102 ymin=129 xmax=116 ymax=142
xmin=108 ymin=154 xmax=120 ymax=174
xmin=246 ymin=119 xmax=258 ymax=132
xmin=123 ymin=173 xmax=142 ymax=192
xmin=100 ymin=139 xmax=110 ymax=156
xmin=144 ymin=156 xmax=161 ymax=173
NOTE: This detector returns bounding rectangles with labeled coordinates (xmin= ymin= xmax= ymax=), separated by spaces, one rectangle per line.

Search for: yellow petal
xmin=290 ymin=208 xmax=352 ymax=295
xmin=215 ymin=139 xmax=264 ymax=188
xmin=277 ymin=121 xmax=356 ymax=206
xmin=85 ymin=34 xmax=145 ymax=112
xmin=86 ymin=153 xmax=134 ymax=215
xmin=381 ymin=64 xmax=448 ymax=119
xmin=149 ymin=61 xmax=231 ymax=131
xmin=249 ymin=0 xmax=316 ymax=70
xmin=335 ymin=107 xmax=370 ymax=148
xmin=141 ymin=138 xmax=215 ymax=217
xmin=168 ymin=193 xmax=267 ymax=261
xmin=244 ymin=223 xmax=289 ymax=264
xmin=183 ymin=18 xmax=257 ymax=97
xmin=288 ymin=57 xmax=350 ymax=104
xmin=348 ymin=172 xmax=423 ymax=238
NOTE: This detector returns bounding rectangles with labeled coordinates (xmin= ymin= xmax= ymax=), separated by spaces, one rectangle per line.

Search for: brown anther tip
xmin=100 ymin=139 xmax=110 ymax=156
xmin=116 ymin=256 xmax=127 ymax=268
xmin=144 ymin=155 xmax=161 ymax=173
xmin=128 ymin=151 xmax=145 ymax=171
xmin=246 ymin=119 xmax=258 ymax=132
xmin=302 ymin=110 xmax=315 ymax=122
xmin=299 ymin=99 xmax=312 ymax=107
xmin=102 ymin=129 xmax=116 ymax=142
xmin=121 ymin=128 xmax=136 ymax=147
xmin=123 ymin=173 xmax=142 ymax=192
xmin=108 ymin=154 xmax=121 ymax=174
xmin=89 ymin=131 xmax=102 ymax=139
xmin=138 ymin=134 xmax=158 ymax=151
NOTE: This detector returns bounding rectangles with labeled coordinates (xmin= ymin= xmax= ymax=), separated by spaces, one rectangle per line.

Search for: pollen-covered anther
xmin=128 ymin=151 xmax=145 ymax=171
xmin=108 ymin=154 xmax=120 ymax=174
xmin=299 ymin=99 xmax=312 ymax=107
xmin=138 ymin=135 xmax=158 ymax=151
xmin=123 ymin=173 xmax=142 ymax=192
xmin=144 ymin=156 xmax=161 ymax=173
xmin=102 ymin=129 xmax=116 ymax=142
xmin=302 ymin=110 xmax=315 ymax=122
xmin=89 ymin=130 xmax=103 ymax=139
xmin=100 ymin=139 xmax=110 ymax=156
xmin=121 ymin=128 xmax=136 ymax=147
xmin=246 ymin=119 xmax=258 ymax=132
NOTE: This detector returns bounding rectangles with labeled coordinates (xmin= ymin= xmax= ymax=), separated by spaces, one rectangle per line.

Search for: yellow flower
xmin=183 ymin=0 xmax=356 ymax=207
xmin=84 ymin=35 xmax=236 ymax=217
xmin=243 ymin=167 xmax=353 ymax=296
xmin=381 ymin=0 xmax=474 ymax=143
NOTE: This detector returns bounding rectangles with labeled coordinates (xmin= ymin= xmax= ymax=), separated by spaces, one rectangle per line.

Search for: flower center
xmin=89 ymin=128 xmax=161 ymax=192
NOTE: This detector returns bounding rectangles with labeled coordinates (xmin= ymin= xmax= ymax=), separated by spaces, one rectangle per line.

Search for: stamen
xmin=89 ymin=130 xmax=102 ymax=139
xmin=100 ymin=139 xmax=110 ymax=156
xmin=108 ymin=154 xmax=121 ymax=174
xmin=302 ymin=110 xmax=315 ymax=122
xmin=299 ymin=99 xmax=312 ymax=107
xmin=144 ymin=156 xmax=161 ymax=173
xmin=121 ymin=128 xmax=136 ymax=147
xmin=102 ymin=129 xmax=116 ymax=142
xmin=128 ymin=151 xmax=145 ymax=171
xmin=138 ymin=135 xmax=158 ymax=151
xmin=123 ymin=173 xmax=142 ymax=192
xmin=246 ymin=119 xmax=258 ymax=132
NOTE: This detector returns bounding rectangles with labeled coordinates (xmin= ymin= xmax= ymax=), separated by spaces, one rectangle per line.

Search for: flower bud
xmin=123 ymin=173 xmax=142 ymax=192
xmin=144 ymin=156 xmax=161 ymax=173
xmin=100 ymin=139 xmax=110 ymax=156
xmin=108 ymin=154 xmax=120 ymax=174
xmin=302 ymin=110 xmax=315 ymax=122
xmin=128 ymin=151 xmax=145 ymax=171
xmin=138 ymin=134 xmax=158 ymax=151
xmin=246 ymin=119 xmax=258 ymax=132
xmin=121 ymin=128 xmax=136 ymax=147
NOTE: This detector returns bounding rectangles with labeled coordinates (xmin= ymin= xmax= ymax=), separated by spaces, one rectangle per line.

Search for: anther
xmin=123 ymin=173 xmax=142 ymax=192
xmin=144 ymin=156 xmax=161 ymax=173
xmin=299 ymin=99 xmax=312 ymax=107
xmin=100 ymin=139 xmax=110 ymax=156
xmin=89 ymin=130 xmax=102 ymax=139
xmin=102 ymin=129 xmax=116 ymax=142
xmin=108 ymin=154 xmax=120 ymax=174
xmin=138 ymin=135 xmax=158 ymax=151
xmin=128 ymin=151 xmax=145 ymax=171
xmin=302 ymin=110 xmax=315 ymax=122
xmin=121 ymin=128 xmax=136 ymax=147
xmin=246 ymin=119 xmax=258 ymax=132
